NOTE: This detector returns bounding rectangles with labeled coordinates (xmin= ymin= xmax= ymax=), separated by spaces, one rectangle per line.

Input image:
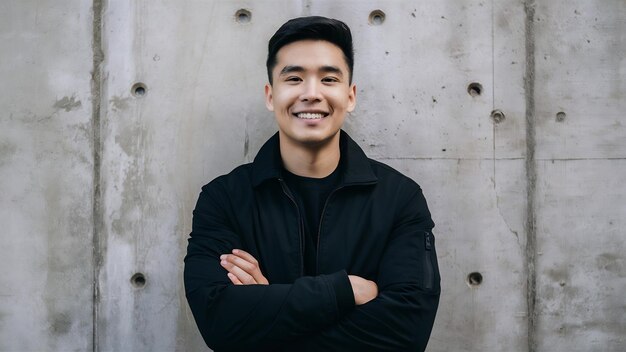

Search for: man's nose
xmin=300 ymin=80 xmax=322 ymax=102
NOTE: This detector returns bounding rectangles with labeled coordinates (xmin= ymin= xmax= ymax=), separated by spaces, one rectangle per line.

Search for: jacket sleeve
xmin=184 ymin=181 xmax=356 ymax=352
xmin=286 ymin=185 xmax=441 ymax=351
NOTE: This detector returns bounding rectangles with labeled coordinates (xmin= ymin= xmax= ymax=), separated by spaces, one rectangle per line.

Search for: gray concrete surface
xmin=0 ymin=1 xmax=95 ymax=350
xmin=533 ymin=1 xmax=626 ymax=350
xmin=0 ymin=0 xmax=624 ymax=351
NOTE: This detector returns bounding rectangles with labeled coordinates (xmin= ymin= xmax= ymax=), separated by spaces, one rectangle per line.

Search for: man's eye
xmin=322 ymin=77 xmax=339 ymax=83
xmin=285 ymin=77 xmax=301 ymax=82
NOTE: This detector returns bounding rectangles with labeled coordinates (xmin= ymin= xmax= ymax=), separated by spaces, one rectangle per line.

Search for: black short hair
xmin=266 ymin=16 xmax=354 ymax=85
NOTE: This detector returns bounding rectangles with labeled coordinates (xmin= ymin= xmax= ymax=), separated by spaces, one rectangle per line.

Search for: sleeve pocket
xmin=422 ymin=231 xmax=440 ymax=292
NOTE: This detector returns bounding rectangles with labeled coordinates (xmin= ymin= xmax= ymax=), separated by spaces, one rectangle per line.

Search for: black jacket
xmin=184 ymin=131 xmax=440 ymax=351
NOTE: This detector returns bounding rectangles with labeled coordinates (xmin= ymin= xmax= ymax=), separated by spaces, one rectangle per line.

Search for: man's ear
xmin=347 ymin=83 xmax=357 ymax=112
xmin=264 ymin=83 xmax=274 ymax=111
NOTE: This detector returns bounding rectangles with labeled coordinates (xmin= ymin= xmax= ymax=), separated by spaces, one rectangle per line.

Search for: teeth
xmin=297 ymin=112 xmax=325 ymax=119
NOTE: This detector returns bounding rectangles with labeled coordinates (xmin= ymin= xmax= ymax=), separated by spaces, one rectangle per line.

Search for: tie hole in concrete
xmin=467 ymin=82 xmax=483 ymax=97
xmin=131 ymin=82 xmax=147 ymax=97
xmin=131 ymin=273 xmax=146 ymax=288
xmin=556 ymin=111 xmax=566 ymax=122
xmin=490 ymin=109 xmax=505 ymax=124
xmin=467 ymin=272 xmax=483 ymax=287
xmin=369 ymin=10 xmax=386 ymax=25
xmin=235 ymin=9 xmax=251 ymax=23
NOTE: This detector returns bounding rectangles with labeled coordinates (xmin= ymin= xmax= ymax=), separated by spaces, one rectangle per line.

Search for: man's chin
xmin=283 ymin=131 xmax=340 ymax=148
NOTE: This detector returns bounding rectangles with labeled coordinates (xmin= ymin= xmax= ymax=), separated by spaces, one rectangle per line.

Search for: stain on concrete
xmin=38 ymin=149 xmax=93 ymax=346
xmin=545 ymin=268 xmax=570 ymax=283
xmin=595 ymin=253 xmax=623 ymax=274
xmin=50 ymin=312 xmax=72 ymax=334
xmin=114 ymin=122 xmax=142 ymax=157
xmin=111 ymin=120 xmax=158 ymax=239
xmin=497 ymin=14 xmax=512 ymax=31
xmin=558 ymin=319 xmax=626 ymax=337
xmin=0 ymin=141 xmax=18 ymax=168
xmin=110 ymin=96 xmax=131 ymax=112
xmin=0 ymin=141 xmax=17 ymax=156
xmin=53 ymin=95 xmax=82 ymax=112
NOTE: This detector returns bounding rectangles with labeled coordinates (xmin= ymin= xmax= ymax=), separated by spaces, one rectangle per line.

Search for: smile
xmin=294 ymin=112 xmax=328 ymax=119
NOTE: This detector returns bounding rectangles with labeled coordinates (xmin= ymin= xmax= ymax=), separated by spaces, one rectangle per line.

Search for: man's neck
xmin=279 ymin=132 xmax=341 ymax=178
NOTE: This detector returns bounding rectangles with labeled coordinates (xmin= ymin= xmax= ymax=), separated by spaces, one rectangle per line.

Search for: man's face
xmin=265 ymin=40 xmax=356 ymax=148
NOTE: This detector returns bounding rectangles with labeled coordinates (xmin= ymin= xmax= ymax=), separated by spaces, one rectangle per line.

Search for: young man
xmin=184 ymin=16 xmax=440 ymax=351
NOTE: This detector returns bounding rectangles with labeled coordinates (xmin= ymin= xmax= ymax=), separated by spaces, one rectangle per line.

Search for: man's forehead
xmin=274 ymin=40 xmax=349 ymax=72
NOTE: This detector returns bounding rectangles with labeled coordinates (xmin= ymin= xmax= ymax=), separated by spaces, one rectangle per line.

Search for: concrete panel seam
xmin=491 ymin=0 xmax=497 ymax=188
xmin=375 ymin=157 xmax=526 ymax=161
xmin=536 ymin=157 xmax=626 ymax=161
xmin=91 ymin=0 xmax=104 ymax=351
xmin=524 ymin=1 xmax=537 ymax=351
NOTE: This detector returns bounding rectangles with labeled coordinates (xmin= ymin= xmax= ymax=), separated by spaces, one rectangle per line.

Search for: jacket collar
xmin=251 ymin=130 xmax=378 ymax=187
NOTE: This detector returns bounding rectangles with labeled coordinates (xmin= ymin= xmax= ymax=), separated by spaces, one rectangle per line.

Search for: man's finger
xmin=223 ymin=252 xmax=269 ymax=285
xmin=227 ymin=272 xmax=243 ymax=285
xmin=221 ymin=259 xmax=255 ymax=284
xmin=224 ymin=255 xmax=257 ymax=274
xmin=231 ymin=250 xmax=269 ymax=285
xmin=232 ymin=249 xmax=259 ymax=266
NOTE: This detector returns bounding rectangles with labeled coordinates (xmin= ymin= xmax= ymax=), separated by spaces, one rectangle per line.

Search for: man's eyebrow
xmin=278 ymin=65 xmax=344 ymax=76
xmin=279 ymin=65 xmax=305 ymax=76
xmin=319 ymin=66 xmax=343 ymax=76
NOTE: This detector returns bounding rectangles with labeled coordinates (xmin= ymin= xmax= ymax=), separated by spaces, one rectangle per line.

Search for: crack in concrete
xmin=524 ymin=1 xmax=538 ymax=351
xmin=91 ymin=0 xmax=104 ymax=351
xmin=496 ymin=194 xmax=521 ymax=247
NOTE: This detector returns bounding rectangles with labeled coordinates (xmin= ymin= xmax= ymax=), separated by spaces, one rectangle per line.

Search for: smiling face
xmin=265 ymin=40 xmax=356 ymax=149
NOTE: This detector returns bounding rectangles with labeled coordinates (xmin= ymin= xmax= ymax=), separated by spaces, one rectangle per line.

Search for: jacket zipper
xmin=423 ymin=231 xmax=434 ymax=290
xmin=278 ymin=179 xmax=305 ymax=276
xmin=315 ymin=181 xmax=377 ymax=275
xmin=315 ymin=186 xmax=343 ymax=275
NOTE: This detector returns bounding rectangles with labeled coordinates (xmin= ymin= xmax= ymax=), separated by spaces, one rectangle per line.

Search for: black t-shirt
xmin=282 ymin=165 xmax=341 ymax=276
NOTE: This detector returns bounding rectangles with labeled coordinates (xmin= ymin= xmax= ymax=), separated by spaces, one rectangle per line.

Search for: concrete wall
xmin=0 ymin=0 xmax=624 ymax=351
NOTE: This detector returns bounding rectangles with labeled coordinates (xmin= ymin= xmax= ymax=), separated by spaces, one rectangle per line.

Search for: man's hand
xmin=220 ymin=250 xmax=377 ymax=305
xmin=348 ymin=275 xmax=378 ymax=305
xmin=220 ymin=249 xmax=269 ymax=285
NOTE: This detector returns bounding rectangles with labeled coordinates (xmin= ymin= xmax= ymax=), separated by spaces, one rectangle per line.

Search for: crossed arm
xmin=185 ymin=182 xmax=440 ymax=351
xmin=220 ymin=249 xmax=378 ymax=305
